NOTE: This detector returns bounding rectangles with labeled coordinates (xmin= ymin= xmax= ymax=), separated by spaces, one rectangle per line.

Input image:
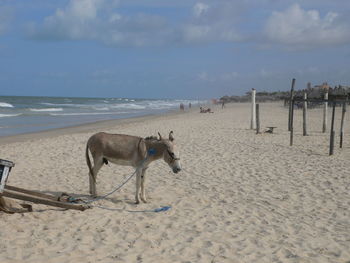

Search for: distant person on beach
xmin=221 ymin=101 xmax=225 ymax=109
xmin=189 ymin=103 xmax=191 ymax=109
xmin=180 ymin=103 xmax=185 ymax=111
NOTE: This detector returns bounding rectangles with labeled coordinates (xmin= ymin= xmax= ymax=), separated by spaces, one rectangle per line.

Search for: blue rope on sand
xmin=92 ymin=205 xmax=172 ymax=213
xmin=153 ymin=206 xmax=171 ymax=212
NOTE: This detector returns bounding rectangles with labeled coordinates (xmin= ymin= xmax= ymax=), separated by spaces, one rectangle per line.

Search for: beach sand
xmin=0 ymin=102 xmax=349 ymax=263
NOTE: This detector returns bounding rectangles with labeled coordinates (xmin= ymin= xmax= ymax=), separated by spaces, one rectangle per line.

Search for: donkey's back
xmin=87 ymin=132 xmax=146 ymax=162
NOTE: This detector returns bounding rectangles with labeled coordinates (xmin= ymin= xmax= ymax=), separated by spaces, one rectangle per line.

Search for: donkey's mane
xmin=144 ymin=135 xmax=158 ymax=141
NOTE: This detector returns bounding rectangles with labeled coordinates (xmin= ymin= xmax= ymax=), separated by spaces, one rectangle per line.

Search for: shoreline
xmin=0 ymin=107 xmax=193 ymax=145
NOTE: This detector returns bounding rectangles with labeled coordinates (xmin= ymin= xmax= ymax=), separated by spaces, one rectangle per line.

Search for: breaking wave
xmin=0 ymin=102 xmax=14 ymax=108
xmin=0 ymin=113 xmax=21 ymax=118
xmin=30 ymin=108 xmax=63 ymax=112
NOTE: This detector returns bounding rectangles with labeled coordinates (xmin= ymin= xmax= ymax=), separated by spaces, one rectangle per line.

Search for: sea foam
xmin=0 ymin=102 xmax=14 ymax=108
xmin=30 ymin=108 xmax=63 ymax=112
xmin=0 ymin=113 xmax=21 ymax=118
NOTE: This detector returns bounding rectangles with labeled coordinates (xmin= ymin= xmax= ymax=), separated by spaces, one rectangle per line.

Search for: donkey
xmin=85 ymin=131 xmax=181 ymax=204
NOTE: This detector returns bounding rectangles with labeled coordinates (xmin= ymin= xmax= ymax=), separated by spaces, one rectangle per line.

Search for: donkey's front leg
xmin=135 ymin=168 xmax=142 ymax=204
xmin=140 ymin=168 xmax=148 ymax=203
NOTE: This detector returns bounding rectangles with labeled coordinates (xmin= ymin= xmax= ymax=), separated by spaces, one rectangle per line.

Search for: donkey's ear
xmin=158 ymin=132 xmax=163 ymax=140
xmin=169 ymin=131 xmax=174 ymax=141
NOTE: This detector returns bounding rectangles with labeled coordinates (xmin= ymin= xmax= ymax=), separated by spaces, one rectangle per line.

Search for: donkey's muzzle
xmin=173 ymin=167 xmax=181 ymax=173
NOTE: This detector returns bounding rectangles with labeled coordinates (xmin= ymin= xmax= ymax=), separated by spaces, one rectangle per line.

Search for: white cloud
xmin=27 ymin=0 xmax=173 ymax=47
xmin=220 ymin=72 xmax=238 ymax=81
xmin=193 ymin=3 xmax=209 ymax=18
xmin=264 ymin=4 xmax=350 ymax=48
xmin=27 ymin=0 xmax=108 ymax=40
xmin=197 ymin=71 xmax=239 ymax=82
xmin=183 ymin=1 xmax=243 ymax=43
xmin=198 ymin=71 xmax=209 ymax=81
xmin=27 ymin=0 xmax=243 ymax=47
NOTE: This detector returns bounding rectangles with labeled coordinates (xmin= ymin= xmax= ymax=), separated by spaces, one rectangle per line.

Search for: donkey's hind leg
xmin=89 ymin=157 xmax=104 ymax=197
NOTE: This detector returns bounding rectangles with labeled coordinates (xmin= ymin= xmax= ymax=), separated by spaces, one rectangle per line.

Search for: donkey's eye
xmin=167 ymin=150 xmax=175 ymax=158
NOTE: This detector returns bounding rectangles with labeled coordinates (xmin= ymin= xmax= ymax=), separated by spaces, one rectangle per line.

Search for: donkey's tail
xmin=85 ymin=144 xmax=96 ymax=183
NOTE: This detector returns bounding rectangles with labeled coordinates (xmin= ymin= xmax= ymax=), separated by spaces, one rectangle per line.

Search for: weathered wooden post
xmin=322 ymin=87 xmax=329 ymax=133
xmin=256 ymin=104 xmax=260 ymax=134
xmin=0 ymin=160 xmax=14 ymax=193
xmin=250 ymin=88 xmax=256 ymax=130
xmin=340 ymin=102 xmax=346 ymax=148
xmin=288 ymin=78 xmax=296 ymax=131
xmin=303 ymin=91 xmax=308 ymax=136
xmin=329 ymin=102 xmax=336 ymax=155
xmin=290 ymin=98 xmax=295 ymax=146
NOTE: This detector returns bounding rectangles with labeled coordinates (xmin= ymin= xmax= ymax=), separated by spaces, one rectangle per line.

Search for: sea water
xmin=0 ymin=96 xmax=201 ymax=136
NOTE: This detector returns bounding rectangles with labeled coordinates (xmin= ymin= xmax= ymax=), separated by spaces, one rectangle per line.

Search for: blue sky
xmin=0 ymin=0 xmax=350 ymax=99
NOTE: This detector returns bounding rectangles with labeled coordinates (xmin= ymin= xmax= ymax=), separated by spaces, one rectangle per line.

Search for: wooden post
xmin=322 ymin=91 xmax=328 ymax=133
xmin=256 ymin=104 xmax=260 ymax=134
xmin=329 ymin=102 xmax=336 ymax=155
xmin=340 ymin=102 xmax=346 ymax=148
xmin=288 ymin=78 xmax=296 ymax=131
xmin=5 ymin=185 xmax=59 ymax=201
xmin=290 ymin=98 xmax=295 ymax=146
xmin=250 ymin=88 xmax=256 ymax=129
xmin=303 ymin=92 xmax=308 ymax=136
xmin=1 ymin=190 xmax=88 ymax=211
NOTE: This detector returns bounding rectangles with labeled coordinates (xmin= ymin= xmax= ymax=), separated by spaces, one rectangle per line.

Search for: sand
xmin=0 ymin=102 xmax=349 ymax=263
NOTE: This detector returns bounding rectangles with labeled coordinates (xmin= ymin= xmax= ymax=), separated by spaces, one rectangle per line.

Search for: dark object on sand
xmin=265 ymin=127 xmax=277 ymax=134
xmin=200 ymin=107 xmax=213 ymax=113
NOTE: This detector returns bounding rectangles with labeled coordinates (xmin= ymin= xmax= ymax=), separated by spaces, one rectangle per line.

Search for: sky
xmin=0 ymin=0 xmax=350 ymax=99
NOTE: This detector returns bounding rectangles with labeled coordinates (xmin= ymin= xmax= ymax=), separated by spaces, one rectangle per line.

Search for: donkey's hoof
xmin=141 ymin=197 xmax=148 ymax=203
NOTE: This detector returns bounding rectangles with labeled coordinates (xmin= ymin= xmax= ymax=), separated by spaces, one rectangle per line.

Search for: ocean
xmin=0 ymin=96 xmax=202 ymax=137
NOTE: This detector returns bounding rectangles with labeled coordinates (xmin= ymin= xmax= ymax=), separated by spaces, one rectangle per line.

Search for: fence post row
xmin=288 ymin=78 xmax=296 ymax=132
xmin=329 ymin=102 xmax=336 ymax=155
xmin=322 ymin=91 xmax=328 ymax=133
xmin=340 ymin=102 xmax=346 ymax=148
xmin=290 ymin=98 xmax=295 ymax=146
xmin=256 ymin=104 xmax=260 ymax=134
xmin=251 ymin=88 xmax=256 ymax=130
xmin=303 ymin=92 xmax=308 ymax=136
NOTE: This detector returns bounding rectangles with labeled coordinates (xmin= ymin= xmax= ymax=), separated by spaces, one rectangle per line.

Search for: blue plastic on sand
xmin=148 ymin=148 xmax=156 ymax=156
xmin=153 ymin=206 xmax=171 ymax=212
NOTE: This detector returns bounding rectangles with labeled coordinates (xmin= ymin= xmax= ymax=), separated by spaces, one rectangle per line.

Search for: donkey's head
xmin=158 ymin=131 xmax=182 ymax=174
